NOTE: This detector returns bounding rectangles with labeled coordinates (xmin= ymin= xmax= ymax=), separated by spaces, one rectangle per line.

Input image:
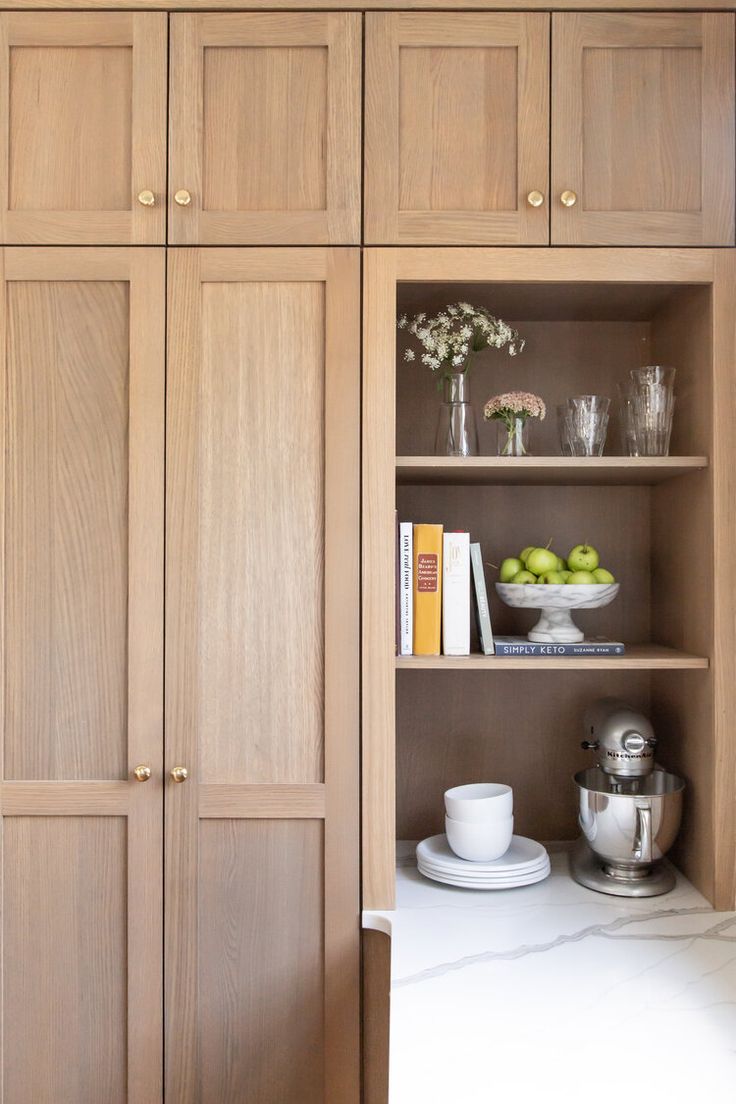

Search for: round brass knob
xmin=527 ymin=190 xmax=544 ymax=208
xmin=137 ymin=190 xmax=155 ymax=207
xmin=133 ymin=765 xmax=152 ymax=782
xmin=174 ymin=190 xmax=192 ymax=207
xmin=170 ymin=766 xmax=189 ymax=783
xmin=560 ymin=190 xmax=578 ymax=208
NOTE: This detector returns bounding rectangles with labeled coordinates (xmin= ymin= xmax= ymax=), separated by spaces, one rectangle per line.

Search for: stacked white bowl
xmin=444 ymin=783 xmax=514 ymax=862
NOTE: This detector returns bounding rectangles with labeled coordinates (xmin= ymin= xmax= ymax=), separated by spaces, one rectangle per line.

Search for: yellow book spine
xmin=413 ymin=524 xmax=443 ymax=655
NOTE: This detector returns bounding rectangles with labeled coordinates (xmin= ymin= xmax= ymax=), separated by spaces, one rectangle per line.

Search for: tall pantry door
xmin=166 ymin=248 xmax=360 ymax=1104
xmin=0 ymin=248 xmax=165 ymax=1102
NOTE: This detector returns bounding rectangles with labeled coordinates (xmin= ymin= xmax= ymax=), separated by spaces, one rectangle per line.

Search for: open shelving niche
xmin=362 ymin=248 xmax=736 ymax=914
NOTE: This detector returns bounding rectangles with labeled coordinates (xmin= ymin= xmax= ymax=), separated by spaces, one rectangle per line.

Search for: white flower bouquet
xmin=398 ymin=303 xmax=524 ymax=387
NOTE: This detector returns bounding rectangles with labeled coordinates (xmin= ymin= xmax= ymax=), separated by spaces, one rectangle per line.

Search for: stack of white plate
xmin=417 ymin=834 xmax=550 ymax=889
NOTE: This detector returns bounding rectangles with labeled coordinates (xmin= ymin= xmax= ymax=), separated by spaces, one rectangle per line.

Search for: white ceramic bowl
xmin=444 ymin=782 xmax=513 ymax=822
xmin=445 ymin=814 xmax=514 ymax=862
xmin=495 ymin=582 xmax=619 ymax=644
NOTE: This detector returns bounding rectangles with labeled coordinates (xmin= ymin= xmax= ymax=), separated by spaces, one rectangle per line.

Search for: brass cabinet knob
xmin=527 ymin=190 xmax=545 ymax=208
xmin=170 ymin=766 xmax=189 ymax=783
xmin=174 ymin=189 xmax=192 ymax=207
xmin=133 ymin=764 xmax=152 ymax=782
xmin=560 ymin=190 xmax=578 ymax=208
xmin=137 ymin=190 xmax=155 ymax=207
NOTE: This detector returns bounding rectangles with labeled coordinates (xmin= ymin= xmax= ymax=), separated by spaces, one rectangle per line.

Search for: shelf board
xmin=395 ymin=456 xmax=708 ymax=486
xmin=395 ymin=645 xmax=708 ymax=671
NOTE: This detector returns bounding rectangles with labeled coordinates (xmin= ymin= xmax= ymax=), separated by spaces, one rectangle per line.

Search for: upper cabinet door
xmin=0 ymin=15 xmax=167 ymax=245
xmin=365 ymin=14 xmax=550 ymax=245
xmin=169 ymin=14 xmax=361 ymax=245
xmin=552 ymin=14 xmax=736 ymax=246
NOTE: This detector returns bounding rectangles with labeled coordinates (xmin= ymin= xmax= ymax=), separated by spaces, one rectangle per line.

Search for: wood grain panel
xmin=3 ymin=816 xmax=128 ymax=1104
xmin=198 ymin=279 xmax=325 ymax=785
xmin=552 ymin=14 xmax=735 ymax=245
xmin=362 ymin=929 xmax=391 ymax=1104
xmin=5 ymin=279 xmax=129 ymax=780
xmin=0 ymin=15 xmax=167 ymax=244
xmin=169 ymin=14 xmax=361 ymax=244
xmin=0 ymin=0 xmax=733 ymax=10
xmin=365 ymin=14 xmax=549 ymax=245
xmin=199 ymin=819 xmax=324 ymax=1104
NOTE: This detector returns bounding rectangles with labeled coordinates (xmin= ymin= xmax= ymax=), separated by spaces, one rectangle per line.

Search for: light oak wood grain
xmin=166 ymin=248 xmax=360 ymax=1102
xmin=0 ymin=0 xmax=732 ymax=9
xmin=552 ymin=14 xmax=735 ymax=245
xmin=0 ymin=14 xmax=166 ymax=244
xmin=362 ymin=929 xmax=391 ymax=1104
xmin=169 ymin=14 xmax=360 ymax=244
xmin=396 ymin=457 xmax=708 ymax=486
xmin=365 ymin=14 xmax=549 ymax=244
xmin=396 ymin=648 xmax=708 ymax=671
xmin=0 ymin=246 xmax=165 ymax=1103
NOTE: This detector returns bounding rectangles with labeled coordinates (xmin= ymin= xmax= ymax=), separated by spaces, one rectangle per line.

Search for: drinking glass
xmin=566 ymin=395 xmax=610 ymax=457
xmin=630 ymin=365 xmax=676 ymax=390
xmin=617 ymin=384 xmax=640 ymax=457
xmin=556 ymin=403 xmax=573 ymax=456
xmin=628 ymin=366 xmax=676 ymax=456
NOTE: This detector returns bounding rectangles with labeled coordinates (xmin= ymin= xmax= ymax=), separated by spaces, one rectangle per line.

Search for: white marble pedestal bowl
xmin=495 ymin=582 xmax=620 ymax=643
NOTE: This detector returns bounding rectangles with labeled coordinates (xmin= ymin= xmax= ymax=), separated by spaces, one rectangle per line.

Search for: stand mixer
xmin=571 ymin=698 xmax=685 ymax=897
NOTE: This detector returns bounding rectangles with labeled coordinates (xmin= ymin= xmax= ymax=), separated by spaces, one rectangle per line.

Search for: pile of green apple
xmin=499 ymin=543 xmax=616 ymax=585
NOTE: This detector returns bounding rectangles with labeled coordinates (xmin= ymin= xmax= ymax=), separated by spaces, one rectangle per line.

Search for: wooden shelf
xmin=395 ymin=456 xmax=708 ymax=486
xmin=395 ymin=645 xmax=708 ymax=671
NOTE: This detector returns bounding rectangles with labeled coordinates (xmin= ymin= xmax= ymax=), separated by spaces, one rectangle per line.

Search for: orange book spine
xmin=413 ymin=524 xmax=443 ymax=655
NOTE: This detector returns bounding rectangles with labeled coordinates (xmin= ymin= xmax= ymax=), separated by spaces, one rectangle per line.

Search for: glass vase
xmin=434 ymin=373 xmax=478 ymax=457
xmin=497 ymin=416 xmax=530 ymax=457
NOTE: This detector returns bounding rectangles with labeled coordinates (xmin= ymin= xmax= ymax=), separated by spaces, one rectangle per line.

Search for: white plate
xmin=418 ymin=853 xmax=550 ymax=876
xmin=418 ymin=858 xmax=550 ymax=883
xmin=418 ymin=862 xmax=551 ymax=890
xmin=417 ymin=834 xmax=548 ymax=875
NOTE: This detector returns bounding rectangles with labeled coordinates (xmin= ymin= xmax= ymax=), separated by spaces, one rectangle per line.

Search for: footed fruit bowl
xmin=495 ymin=583 xmax=620 ymax=643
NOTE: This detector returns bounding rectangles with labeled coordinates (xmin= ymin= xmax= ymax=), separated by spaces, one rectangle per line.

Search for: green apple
xmin=526 ymin=547 xmax=559 ymax=576
xmin=499 ymin=557 xmax=523 ymax=583
xmin=511 ymin=569 xmax=537 ymax=584
xmin=556 ymin=556 xmax=567 ymax=572
xmin=592 ymin=567 xmax=616 ymax=584
xmin=566 ymin=570 xmax=596 ymax=585
xmin=519 ymin=546 xmax=535 ymax=565
xmin=567 ymin=544 xmax=600 ymax=572
xmin=559 ymin=570 xmax=573 ymax=583
xmin=538 ymin=570 xmax=565 ymax=585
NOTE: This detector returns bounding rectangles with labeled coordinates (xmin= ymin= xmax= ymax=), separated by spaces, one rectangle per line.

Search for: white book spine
xmin=399 ymin=522 xmax=413 ymax=655
xmin=442 ymin=532 xmax=470 ymax=656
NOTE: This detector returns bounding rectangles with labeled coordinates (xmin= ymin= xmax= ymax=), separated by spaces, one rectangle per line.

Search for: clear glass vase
xmin=434 ymin=373 xmax=478 ymax=457
xmin=497 ymin=416 xmax=530 ymax=457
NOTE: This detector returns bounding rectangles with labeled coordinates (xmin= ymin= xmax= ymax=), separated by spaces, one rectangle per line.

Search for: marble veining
xmin=364 ymin=843 xmax=736 ymax=1103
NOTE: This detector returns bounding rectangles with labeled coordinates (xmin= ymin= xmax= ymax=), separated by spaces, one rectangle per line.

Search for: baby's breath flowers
xmin=484 ymin=391 xmax=546 ymax=457
xmin=398 ymin=303 xmax=524 ymax=387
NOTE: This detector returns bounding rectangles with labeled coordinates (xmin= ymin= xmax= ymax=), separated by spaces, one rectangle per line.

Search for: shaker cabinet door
xmin=169 ymin=15 xmax=361 ymax=244
xmin=165 ymin=248 xmax=360 ymax=1103
xmin=0 ymin=248 xmax=165 ymax=1103
xmin=365 ymin=13 xmax=550 ymax=245
xmin=552 ymin=13 xmax=736 ymax=245
xmin=0 ymin=15 xmax=167 ymax=244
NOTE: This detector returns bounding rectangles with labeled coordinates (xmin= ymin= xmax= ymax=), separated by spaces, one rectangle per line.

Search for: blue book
xmin=493 ymin=636 xmax=625 ymax=657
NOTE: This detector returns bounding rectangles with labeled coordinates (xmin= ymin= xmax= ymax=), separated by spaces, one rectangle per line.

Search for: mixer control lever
xmin=581 ymin=740 xmax=599 ymax=751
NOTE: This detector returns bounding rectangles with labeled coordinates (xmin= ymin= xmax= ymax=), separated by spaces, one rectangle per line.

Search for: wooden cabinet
xmin=165 ymin=248 xmax=360 ymax=1102
xmin=0 ymin=247 xmax=165 ymax=1102
xmin=0 ymin=15 xmax=167 ymax=244
xmin=169 ymin=15 xmax=361 ymax=244
xmin=552 ymin=13 xmax=735 ymax=245
xmin=365 ymin=14 xmax=550 ymax=245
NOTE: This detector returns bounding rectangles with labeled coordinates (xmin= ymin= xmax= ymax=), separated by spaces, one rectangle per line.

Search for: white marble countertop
xmin=363 ymin=842 xmax=736 ymax=1104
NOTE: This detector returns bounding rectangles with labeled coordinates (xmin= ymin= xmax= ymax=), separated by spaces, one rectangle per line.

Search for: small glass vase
xmin=434 ymin=373 xmax=478 ymax=457
xmin=497 ymin=416 xmax=530 ymax=457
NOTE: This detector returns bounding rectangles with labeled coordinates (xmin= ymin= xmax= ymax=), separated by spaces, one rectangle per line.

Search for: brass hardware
xmin=174 ymin=189 xmax=192 ymax=207
xmin=560 ymin=190 xmax=578 ymax=208
xmin=527 ymin=190 xmax=544 ymax=208
xmin=133 ymin=764 xmax=152 ymax=782
xmin=137 ymin=190 xmax=155 ymax=207
xmin=171 ymin=766 xmax=189 ymax=783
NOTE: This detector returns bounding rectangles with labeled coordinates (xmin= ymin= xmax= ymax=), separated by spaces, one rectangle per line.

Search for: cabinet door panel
xmin=166 ymin=249 xmax=360 ymax=1103
xmin=169 ymin=16 xmax=361 ymax=244
xmin=0 ymin=15 xmax=167 ymax=244
xmin=365 ymin=14 xmax=549 ymax=245
xmin=0 ymin=248 xmax=165 ymax=1103
xmin=552 ymin=14 xmax=735 ymax=245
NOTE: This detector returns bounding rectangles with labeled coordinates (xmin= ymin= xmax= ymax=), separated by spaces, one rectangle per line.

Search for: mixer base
xmin=570 ymin=839 xmax=677 ymax=897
